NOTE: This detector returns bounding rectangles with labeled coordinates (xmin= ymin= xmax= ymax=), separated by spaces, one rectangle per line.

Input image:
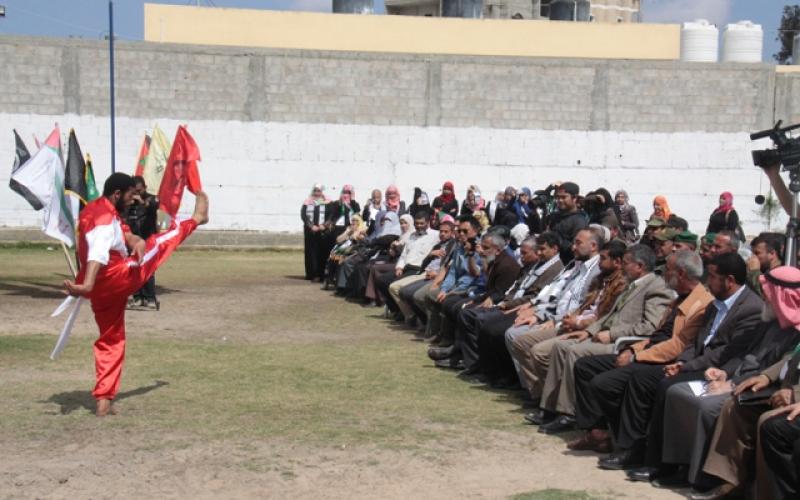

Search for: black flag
xmin=65 ymin=129 xmax=88 ymax=207
xmin=9 ymin=129 xmax=43 ymax=210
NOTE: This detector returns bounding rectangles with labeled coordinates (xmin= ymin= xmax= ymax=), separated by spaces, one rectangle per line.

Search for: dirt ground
xmin=0 ymin=248 xmax=684 ymax=499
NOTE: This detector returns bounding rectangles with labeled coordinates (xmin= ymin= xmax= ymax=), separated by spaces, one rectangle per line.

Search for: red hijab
xmin=440 ymin=181 xmax=455 ymax=204
xmin=714 ymin=191 xmax=735 ymax=215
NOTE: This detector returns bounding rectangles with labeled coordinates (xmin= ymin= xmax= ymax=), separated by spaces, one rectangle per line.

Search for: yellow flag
xmin=142 ymin=124 xmax=171 ymax=194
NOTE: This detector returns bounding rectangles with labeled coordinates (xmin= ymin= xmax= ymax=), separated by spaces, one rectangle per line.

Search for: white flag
xmin=10 ymin=126 xmax=75 ymax=247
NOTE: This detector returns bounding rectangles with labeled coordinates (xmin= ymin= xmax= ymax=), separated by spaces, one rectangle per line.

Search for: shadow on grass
xmin=42 ymin=380 xmax=169 ymax=414
xmin=0 ymin=280 xmax=68 ymax=299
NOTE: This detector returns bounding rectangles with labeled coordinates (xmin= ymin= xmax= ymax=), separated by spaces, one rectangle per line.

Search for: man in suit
xmin=535 ymin=244 xmax=673 ymax=434
xmin=428 ymin=231 xmax=521 ymax=369
xmin=464 ymin=231 xmax=565 ymax=383
xmin=428 ymin=234 xmax=560 ymax=374
xmin=504 ymin=228 xmax=604 ymax=402
xmin=594 ymin=252 xmax=763 ymax=471
xmin=697 ymin=266 xmax=800 ymax=500
xmin=570 ymin=250 xmax=713 ymax=453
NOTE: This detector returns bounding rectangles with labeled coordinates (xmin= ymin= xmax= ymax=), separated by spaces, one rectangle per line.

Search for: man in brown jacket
xmin=570 ymin=250 xmax=713 ymax=450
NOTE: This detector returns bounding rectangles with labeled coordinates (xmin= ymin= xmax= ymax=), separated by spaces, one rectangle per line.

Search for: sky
xmin=0 ymin=0 xmax=791 ymax=61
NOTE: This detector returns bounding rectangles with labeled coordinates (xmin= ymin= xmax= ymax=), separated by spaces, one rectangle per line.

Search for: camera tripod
xmin=785 ymin=167 xmax=799 ymax=267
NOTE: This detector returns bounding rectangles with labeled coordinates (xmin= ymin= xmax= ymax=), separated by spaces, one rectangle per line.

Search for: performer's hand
xmin=592 ymin=331 xmax=612 ymax=344
xmin=733 ymin=374 xmax=770 ymax=396
xmin=772 ymin=402 xmax=800 ymax=422
xmin=436 ymin=291 xmax=447 ymax=303
xmin=770 ymin=388 xmax=794 ymax=409
xmin=64 ymin=279 xmax=92 ymax=297
xmin=132 ymin=239 xmax=146 ymax=264
xmin=479 ymin=297 xmax=493 ymax=308
xmin=395 ymin=268 xmax=404 ymax=278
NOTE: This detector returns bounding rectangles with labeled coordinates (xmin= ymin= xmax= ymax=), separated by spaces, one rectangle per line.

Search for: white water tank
xmin=722 ymin=21 xmax=763 ymax=63
xmin=681 ymin=19 xmax=718 ymax=62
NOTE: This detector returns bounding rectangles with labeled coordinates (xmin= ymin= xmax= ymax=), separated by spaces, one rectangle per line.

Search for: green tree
xmin=775 ymin=5 xmax=800 ymax=64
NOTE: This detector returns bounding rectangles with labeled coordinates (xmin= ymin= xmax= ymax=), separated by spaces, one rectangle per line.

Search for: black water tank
xmin=548 ymin=0 xmax=591 ymax=21
xmin=332 ymin=0 xmax=374 ymax=14
xmin=442 ymin=0 xmax=483 ymax=18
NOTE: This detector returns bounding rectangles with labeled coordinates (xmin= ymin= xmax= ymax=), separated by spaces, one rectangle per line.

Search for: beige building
xmin=385 ymin=0 xmax=640 ymax=21
xmin=143 ymin=3 xmax=674 ymax=59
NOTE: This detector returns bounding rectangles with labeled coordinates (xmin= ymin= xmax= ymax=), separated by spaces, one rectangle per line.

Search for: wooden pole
xmin=60 ymin=241 xmax=77 ymax=279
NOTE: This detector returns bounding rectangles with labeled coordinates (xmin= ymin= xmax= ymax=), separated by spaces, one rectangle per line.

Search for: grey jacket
xmin=586 ymin=272 xmax=673 ymax=341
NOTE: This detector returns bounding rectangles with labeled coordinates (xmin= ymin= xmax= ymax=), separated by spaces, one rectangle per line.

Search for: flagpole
xmin=60 ymin=242 xmax=77 ymax=279
xmin=108 ymin=0 xmax=116 ymax=174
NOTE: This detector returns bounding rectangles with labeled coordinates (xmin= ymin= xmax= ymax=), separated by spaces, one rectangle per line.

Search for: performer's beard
xmin=115 ymin=197 xmax=128 ymax=214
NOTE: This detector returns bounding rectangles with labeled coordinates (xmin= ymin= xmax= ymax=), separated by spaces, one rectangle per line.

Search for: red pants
xmin=90 ymin=219 xmax=198 ymax=400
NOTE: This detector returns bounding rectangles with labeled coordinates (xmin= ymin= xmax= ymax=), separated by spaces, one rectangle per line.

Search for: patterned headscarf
xmin=304 ymin=183 xmax=329 ymax=206
xmin=760 ymin=266 xmax=800 ymax=330
xmin=339 ymin=184 xmax=354 ymax=205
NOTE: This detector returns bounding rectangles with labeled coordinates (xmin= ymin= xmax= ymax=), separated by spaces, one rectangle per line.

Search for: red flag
xmin=134 ymin=134 xmax=151 ymax=177
xmin=158 ymin=126 xmax=202 ymax=217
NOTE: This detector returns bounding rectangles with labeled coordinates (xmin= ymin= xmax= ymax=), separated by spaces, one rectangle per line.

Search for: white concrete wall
xmin=0 ymin=113 xmax=785 ymax=236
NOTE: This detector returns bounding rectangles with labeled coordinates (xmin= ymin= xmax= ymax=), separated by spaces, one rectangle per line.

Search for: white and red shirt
xmin=76 ymin=197 xmax=130 ymax=283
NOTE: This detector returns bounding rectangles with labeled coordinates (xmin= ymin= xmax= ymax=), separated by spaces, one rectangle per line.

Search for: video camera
xmin=750 ymin=120 xmax=800 ymax=170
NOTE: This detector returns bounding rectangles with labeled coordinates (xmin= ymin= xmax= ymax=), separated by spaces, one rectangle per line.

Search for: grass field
xmin=0 ymin=247 xmax=682 ymax=499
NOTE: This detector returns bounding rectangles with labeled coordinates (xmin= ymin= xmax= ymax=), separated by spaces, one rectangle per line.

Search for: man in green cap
xmin=640 ymin=217 xmax=666 ymax=250
xmin=673 ymin=230 xmax=699 ymax=253
xmin=700 ymin=233 xmax=716 ymax=266
xmin=653 ymin=228 xmax=679 ymax=276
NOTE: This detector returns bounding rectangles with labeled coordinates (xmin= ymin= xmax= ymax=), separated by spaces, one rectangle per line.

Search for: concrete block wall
xmin=0 ymin=35 xmax=795 ymax=237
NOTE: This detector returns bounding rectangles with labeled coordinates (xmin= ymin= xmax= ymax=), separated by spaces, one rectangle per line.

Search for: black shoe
xmin=524 ymin=409 xmax=555 ymax=426
xmin=490 ymin=377 xmax=522 ymax=390
xmin=434 ymin=357 xmax=463 ymax=370
xmin=458 ymin=364 xmax=482 ymax=377
xmin=457 ymin=370 xmax=488 ymax=384
xmin=597 ymin=449 xmax=644 ymax=471
xmin=651 ymin=466 xmax=689 ymax=488
xmin=538 ymin=414 xmax=577 ymax=434
xmin=688 ymin=483 xmax=739 ymax=500
xmin=625 ymin=466 xmax=659 ymax=482
xmin=427 ymin=345 xmax=455 ymax=361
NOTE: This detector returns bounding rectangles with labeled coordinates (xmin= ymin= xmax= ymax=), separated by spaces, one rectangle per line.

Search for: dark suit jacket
xmin=722 ymin=321 xmax=800 ymax=381
xmin=677 ymin=286 xmax=763 ymax=372
xmin=501 ymin=259 xmax=565 ymax=309
xmin=476 ymin=251 xmax=521 ymax=304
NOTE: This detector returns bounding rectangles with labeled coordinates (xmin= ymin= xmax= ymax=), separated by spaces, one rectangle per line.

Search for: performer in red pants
xmin=64 ymin=173 xmax=209 ymax=416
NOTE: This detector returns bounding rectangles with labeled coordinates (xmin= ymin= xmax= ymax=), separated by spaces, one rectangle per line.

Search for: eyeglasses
xmin=458 ymin=229 xmax=470 ymax=234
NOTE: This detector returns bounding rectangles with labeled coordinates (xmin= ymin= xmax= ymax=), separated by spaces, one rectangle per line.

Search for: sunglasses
xmin=458 ymin=229 xmax=470 ymax=234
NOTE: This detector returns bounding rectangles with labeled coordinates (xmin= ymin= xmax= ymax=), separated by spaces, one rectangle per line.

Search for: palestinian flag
xmin=134 ymin=133 xmax=151 ymax=177
xmin=9 ymin=129 xmax=43 ymax=210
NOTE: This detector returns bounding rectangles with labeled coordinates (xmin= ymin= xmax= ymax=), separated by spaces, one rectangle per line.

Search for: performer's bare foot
xmin=192 ymin=191 xmax=209 ymax=226
xmin=96 ymin=399 xmax=113 ymax=417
